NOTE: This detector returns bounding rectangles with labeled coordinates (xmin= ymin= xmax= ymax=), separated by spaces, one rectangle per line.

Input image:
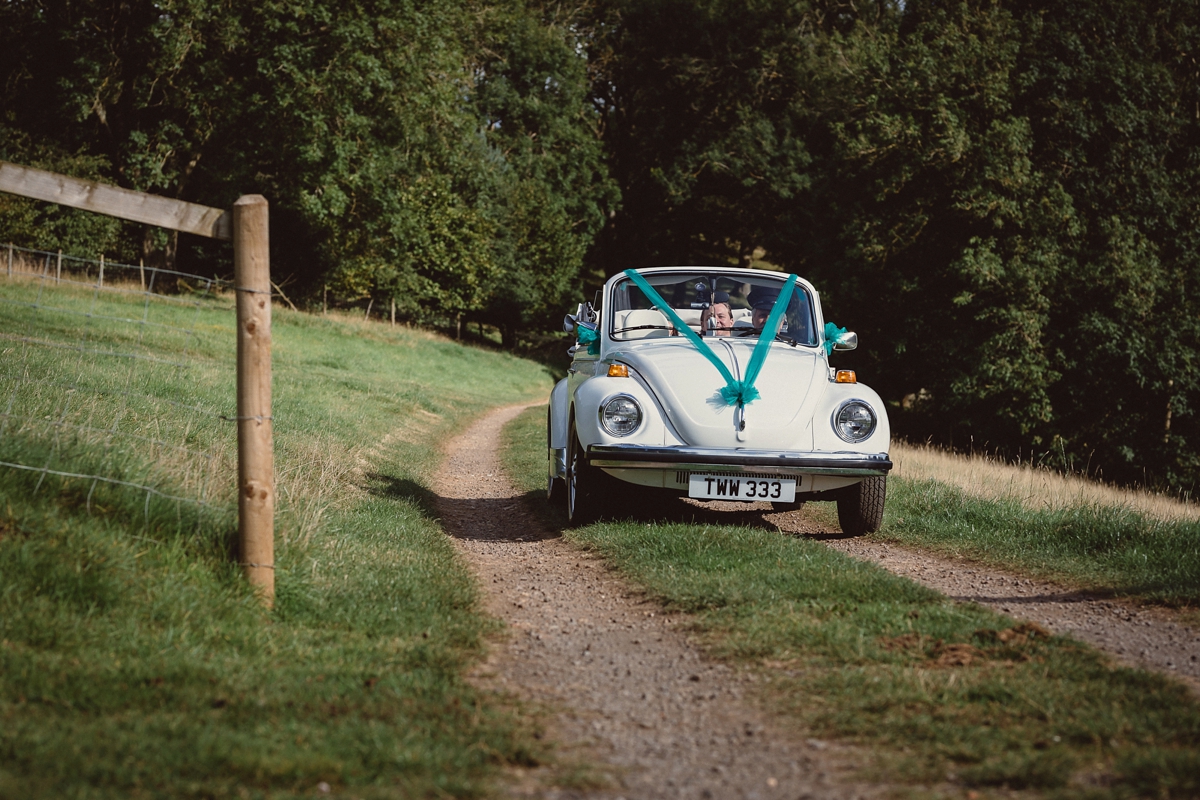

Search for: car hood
xmin=612 ymin=339 xmax=826 ymax=450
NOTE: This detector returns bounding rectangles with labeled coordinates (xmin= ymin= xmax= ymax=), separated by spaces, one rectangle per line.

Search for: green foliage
xmin=470 ymin=2 xmax=617 ymax=342
xmin=0 ymin=0 xmax=616 ymax=336
xmin=0 ymin=128 xmax=131 ymax=260
xmin=6 ymin=0 xmax=1200 ymax=485
xmin=593 ymin=0 xmax=824 ymax=267
xmin=809 ymin=0 xmax=1200 ymax=488
xmin=592 ymin=0 xmax=1200 ymax=488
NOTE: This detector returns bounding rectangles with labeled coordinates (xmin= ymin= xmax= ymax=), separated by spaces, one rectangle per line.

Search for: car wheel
xmin=566 ymin=420 xmax=602 ymax=525
xmin=836 ymin=476 xmax=886 ymax=535
xmin=547 ymin=407 xmax=565 ymax=505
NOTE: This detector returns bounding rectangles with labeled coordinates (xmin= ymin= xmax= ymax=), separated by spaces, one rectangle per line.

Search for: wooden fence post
xmin=56 ymin=249 xmax=62 ymax=283
xmin=6 ymin=243 xmax=11 ymax=277
xmin=99 ymin=254 xmax=104 ymax=287
xmin=233 ymin=195 xmax=274 ymax=607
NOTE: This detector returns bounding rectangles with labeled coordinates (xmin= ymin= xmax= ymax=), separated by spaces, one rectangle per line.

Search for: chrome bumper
xmin=586 ymin=444 xmax=892 ymax=476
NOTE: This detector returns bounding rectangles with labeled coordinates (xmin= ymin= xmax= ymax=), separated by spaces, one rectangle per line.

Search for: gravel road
xmin=434 ymin=404 xmax=1200 ymax=797
xmin=435 ymin=404 xmax=882 ymax=800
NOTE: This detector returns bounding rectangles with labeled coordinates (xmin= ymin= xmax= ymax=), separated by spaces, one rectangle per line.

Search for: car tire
xmin=566 ymin=420 xmax=603 ymax=526
xmin=547 ymin=407 xmax=565 ymax=505
xmin=836 ymin=476 xmax=886 ymax=535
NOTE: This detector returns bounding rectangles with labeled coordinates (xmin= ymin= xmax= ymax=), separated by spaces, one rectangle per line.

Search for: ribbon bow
xmin=823 ymin=322 xmax=849 ymax=355
xmin=621 ymin=269 xmax=798 ymax=407
xmin=576 ymin=325 xmax=600 ymax=355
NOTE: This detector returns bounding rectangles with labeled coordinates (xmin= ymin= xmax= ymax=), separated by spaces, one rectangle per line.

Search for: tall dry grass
xmin=891 ymin=440 xmax=1200 ymax=523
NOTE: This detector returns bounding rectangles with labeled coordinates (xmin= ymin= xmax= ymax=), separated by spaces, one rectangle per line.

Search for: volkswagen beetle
xmin=546 ymin=266 xmax=892 ymax=531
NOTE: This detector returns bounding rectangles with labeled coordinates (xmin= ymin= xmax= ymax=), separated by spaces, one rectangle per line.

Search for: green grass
xmin=502 ymin=404 xmax=1200 ymax=798
xmin=882 ymin=478 xmax=1200 ymax=607
xmin=0 ymin=276 xmax=556 ymax=798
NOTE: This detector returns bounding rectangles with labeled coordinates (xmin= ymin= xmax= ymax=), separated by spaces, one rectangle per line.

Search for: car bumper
xmin=586 ymin=444 xmax=892 ymax=476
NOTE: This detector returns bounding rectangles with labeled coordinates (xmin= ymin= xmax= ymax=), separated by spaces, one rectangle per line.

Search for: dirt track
xmin=433 ymin=403 xmax=1200 ymax=797
xmin=434 ymin=404 xmax=880 ymax=800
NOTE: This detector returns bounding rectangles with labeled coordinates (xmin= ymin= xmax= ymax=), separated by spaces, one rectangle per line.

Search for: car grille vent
xmin=674 ymin=470 xmax=797 ymax=485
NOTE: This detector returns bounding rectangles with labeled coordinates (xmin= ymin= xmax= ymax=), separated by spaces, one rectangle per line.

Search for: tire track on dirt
xmin=434 ymin=404 xmax=881 ymax=800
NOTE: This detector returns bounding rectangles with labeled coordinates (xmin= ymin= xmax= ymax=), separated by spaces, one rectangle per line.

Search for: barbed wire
xmin=0 ymin=243 xmax=238 ymax=527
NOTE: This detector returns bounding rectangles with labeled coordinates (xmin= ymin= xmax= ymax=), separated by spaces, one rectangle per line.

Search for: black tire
xmin=547 ymin=407 xmax=565 ymax=505
xmin=566 ymin=420 xmax=604 ymax=525
xmin=836 ymin=476 xmax=886 ymax=535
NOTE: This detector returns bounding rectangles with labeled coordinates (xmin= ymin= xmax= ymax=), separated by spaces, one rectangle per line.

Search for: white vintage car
xmin=547 ymin=266 xmax=892 ymax=531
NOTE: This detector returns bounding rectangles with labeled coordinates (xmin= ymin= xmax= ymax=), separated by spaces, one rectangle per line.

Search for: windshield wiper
xmin=611 ymin=324 xmax=671 ymax=334
xmin=735 ymin=328 xmax=802 ymax=346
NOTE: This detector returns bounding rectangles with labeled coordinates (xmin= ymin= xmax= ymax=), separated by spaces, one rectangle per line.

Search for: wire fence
xmin=0 ymin=242 xmax=238 ymax=529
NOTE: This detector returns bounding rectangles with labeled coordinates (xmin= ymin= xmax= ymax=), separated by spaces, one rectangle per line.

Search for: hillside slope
xmin=0 ymin=275 xmax=554 ymax=798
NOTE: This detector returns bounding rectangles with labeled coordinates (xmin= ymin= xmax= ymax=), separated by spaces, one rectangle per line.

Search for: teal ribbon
xmin=823 ymin=322 xmax=848 ymax=355
xmin=577 ymin=325 xmax=600 ymax=355
xmin=621 ymin=269 xmax=798 ymax=406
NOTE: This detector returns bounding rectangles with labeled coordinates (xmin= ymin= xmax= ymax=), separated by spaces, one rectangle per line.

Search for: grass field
xmin=502 ymin=405 xmax=1200 ymax=798
xmin=0 ymin=274 xmax=556 ymax=798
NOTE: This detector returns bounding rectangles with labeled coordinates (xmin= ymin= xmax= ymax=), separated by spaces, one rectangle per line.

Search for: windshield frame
xmin=606 ymin=269 xmax=818 ymax=347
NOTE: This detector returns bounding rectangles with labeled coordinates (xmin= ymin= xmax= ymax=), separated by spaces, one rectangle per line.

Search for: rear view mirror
xmin=833 ymin=331 xmax=858 ymax=351
xmin=563 ymin=314 xmax=577 ymax=333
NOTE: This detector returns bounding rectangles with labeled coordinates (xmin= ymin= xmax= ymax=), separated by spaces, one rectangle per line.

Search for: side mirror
xmin=833 ymin=331 xmax=858 ymax=351
xmin=564 ymin=301 xmax=598 ymax=333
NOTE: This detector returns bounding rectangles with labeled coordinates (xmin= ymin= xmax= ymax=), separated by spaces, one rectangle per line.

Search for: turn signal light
xmin=608 ymin=363 xmax=630 ymax=378
xmin=835 ymin=370 xmax=857 ymax=384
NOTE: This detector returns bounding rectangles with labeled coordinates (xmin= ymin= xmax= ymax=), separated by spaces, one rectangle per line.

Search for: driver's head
xmin=748 ymin=286 xmax=782 ymax=330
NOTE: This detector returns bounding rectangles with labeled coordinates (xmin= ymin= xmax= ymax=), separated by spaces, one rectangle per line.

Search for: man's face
xmin=752 ymin=307 xmax=770 ymax=329
xmin=710 ymin=303 xmax=733 ymax=333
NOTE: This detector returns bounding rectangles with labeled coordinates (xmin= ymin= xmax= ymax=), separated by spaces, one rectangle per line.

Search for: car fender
xmin=549 ymin=378 xmax=570 ymax=451
xmin=572 ymin=375 xmax=676 ymax=450
xmin=812 ymin=381 xmax=891 ymax=453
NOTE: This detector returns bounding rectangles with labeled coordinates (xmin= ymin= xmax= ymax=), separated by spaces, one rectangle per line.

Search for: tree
xmin=471 ymin=0 xmax=618 ymax=345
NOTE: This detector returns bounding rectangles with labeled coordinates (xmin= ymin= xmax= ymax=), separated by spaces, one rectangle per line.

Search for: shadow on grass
xmin=364 ymin=472 xmax=441 ymax=519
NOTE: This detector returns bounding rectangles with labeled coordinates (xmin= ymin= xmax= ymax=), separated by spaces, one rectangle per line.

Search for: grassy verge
xmin=1 ymin=276 xmax=555 ymax=798
xmin=502 ymin=404 xmax=1200 ymax=798
xmin=881 ymin=478 xmax=1200 ymax=607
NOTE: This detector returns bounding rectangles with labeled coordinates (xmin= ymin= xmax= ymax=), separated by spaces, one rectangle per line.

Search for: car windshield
xmin=607 ymin=271 xmax=817 ymax=346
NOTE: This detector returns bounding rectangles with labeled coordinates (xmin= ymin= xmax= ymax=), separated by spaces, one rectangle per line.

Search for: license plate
xmin=688 ymin=474 xmax=796 ymax=502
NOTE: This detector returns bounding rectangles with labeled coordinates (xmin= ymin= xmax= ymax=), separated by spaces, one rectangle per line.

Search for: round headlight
xmin=833 ymin=400 xmax=876 ymax=443
xmin=600 ymin=395 xmax=642 ymax=436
